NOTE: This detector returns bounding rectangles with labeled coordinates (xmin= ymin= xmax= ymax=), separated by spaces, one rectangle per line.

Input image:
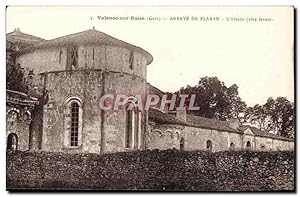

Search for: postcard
xmin=6 ymin=6 xmax=294 ymax=191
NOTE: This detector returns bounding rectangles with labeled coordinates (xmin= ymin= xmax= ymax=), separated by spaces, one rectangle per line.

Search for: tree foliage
xmin=6 ymin=51 xmax=48 ymax=104
xmin=244 ymin=97 xmax=294 ymax=138
xmin=177 ymin=76 xmax=246 ymax=120
xmin=176 ymin=76 xmax=294 ymax=139
xmin=6 ymin=52 xmax=28 ymax=93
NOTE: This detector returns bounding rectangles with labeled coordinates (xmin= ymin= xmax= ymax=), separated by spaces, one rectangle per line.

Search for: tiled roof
xmin=7 ymin=28 xmax=45 ymax=44
xmin=239 ymin=125 xmax=293 ymax=142
xmin=148 ymin=83 xmax=165 ymax=96
xmin=148 ymin=108 xmax=293 ymax=142
xmin=148 ymin=108 xmax=188 ymax=125
xmin=186 ymin=114 xmax=238 ymax=133
xmin=6 ymin=90 xmax=39 ymax=107
xmin=17 ymin=28 xmax=153 ymax=65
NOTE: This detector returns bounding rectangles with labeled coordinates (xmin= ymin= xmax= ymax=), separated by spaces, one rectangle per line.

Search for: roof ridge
xmin=7 ymin=29 xmax=45 ymax=41
xmin=14 ymin=28 xmax=153 ymax=65
xmin=148 ymin=83 xmax=166 ymax=94
xmin=241 ymin=124 xmax=293 ymax=141
xmin=186 ymin=113 xmax=229 ymax=123
xmin=150 ymin=110 xmax=293 ymax=141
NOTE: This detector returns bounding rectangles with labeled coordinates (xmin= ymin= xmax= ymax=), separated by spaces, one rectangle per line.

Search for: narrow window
xmin=64 ymin=97 xmax=83 ymax=148
xmin=7 ymin=133 xmax=18 ymax=150
xmin=176 ymin=132 xmax=180 ymax=140
xmin=261 ymin=145 xmax=265 ymax=150
xmin=134 ymin=111 xmax=139 ymax=148
xmin=70 ymin=102 xmax=79 ymax=146
xmin=180 ymin=138 xmax=184 ymax=151
xmin=59 ymin=50 xmax=63 ymax=64
xmin=92 ymin=48 xmax=95 ymax=60
xmin=129 ymin=50 xmax=134 ymax=70
xmin=125 ymin=109 xmax=133 ymax=148
xmin=125 ymin=102 xmax=141 ymax=149
xmin=230 ymin=142 xmax=235 ymax=150
xmin=246 ymin=141 xmax=251 ymax=149
xmin=207 ymin=140 xmax=212 ymax=152
xmin=66 ymin=47 xmax=78 ymax=70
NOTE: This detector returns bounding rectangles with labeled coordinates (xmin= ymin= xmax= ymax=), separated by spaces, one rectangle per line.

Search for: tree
xmin=177 ymin=76 xmax=246 ymax=120
xmin=6 ymin=57 xmax=29 ymax=93
xmin=244 ymin=104 xmax=269 ymax=129
xmin=244 ymin=97 xmax=294 ymax=139
xmin=265 ymin=97 xmax=294 ymax=138
xmin=6 ymin=40 xmax=49 ymax=107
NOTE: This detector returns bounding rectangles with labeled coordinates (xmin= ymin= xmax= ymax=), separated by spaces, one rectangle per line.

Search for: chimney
xmin=168 ymin=108 xmax=186 ymax=122
xmin=175 ymin=108 xmax=186 ymax=122
xmin=229 ymin=118 xmax=240 ymax=130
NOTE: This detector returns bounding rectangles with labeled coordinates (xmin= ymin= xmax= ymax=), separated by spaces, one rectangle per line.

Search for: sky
xmin=6 ymin=6 xmax=294 ymax=107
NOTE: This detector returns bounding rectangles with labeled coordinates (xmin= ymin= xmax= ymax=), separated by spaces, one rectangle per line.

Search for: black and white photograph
xmin=5 ymin=6 xmax=295 ymax=191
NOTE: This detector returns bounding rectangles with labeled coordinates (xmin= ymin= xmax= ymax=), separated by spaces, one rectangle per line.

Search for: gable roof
xmin=148 ymin=108 xmax=188 ymax=125
xmin=17 ymin=28 xmax=153 ymax=65
xmin=243 ymin=128 xmax=255 ymax=135
xmin=148 ymin=109 xmax=293 ymax=142
xmin=239 ymin=125 xmax=293 ymax=142
xmin=148 ymin=83 xmax=165 ymax=96
xmin=7 ymin=28 xmax=45 ymax=44
xmin=186 ymin=114 xmax=238 ymax=132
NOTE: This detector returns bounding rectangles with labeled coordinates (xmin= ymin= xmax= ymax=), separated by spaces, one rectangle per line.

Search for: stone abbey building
xmin=6 ymin=28 xmax=294 ymax=154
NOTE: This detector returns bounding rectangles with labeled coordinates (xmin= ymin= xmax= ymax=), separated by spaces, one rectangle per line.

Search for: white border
xmin=1 ymin=1 xmax=298 ymax=196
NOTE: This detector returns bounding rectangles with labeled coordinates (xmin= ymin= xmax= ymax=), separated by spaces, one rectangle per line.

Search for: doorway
xmin=7 ymin=133 xmax=18 ymax=150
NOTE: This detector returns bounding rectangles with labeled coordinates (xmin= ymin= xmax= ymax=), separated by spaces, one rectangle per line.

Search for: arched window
xmin=7 ymin=109 xmax=19 ymax=126
xmin=180 ymin=138 xmax=184 ymax=151
xmin=230 ymin=142 xmax=235 ymax=150
xmin=23 ymin=110 xmax=32 ymax=125
xmin=261 ymin=145 xmax=265 ymax=150
xmin=125 ymin=100 xmax=141 ymax=149
xmin=166 ymin=130 xmax=173 ymax=139
xmin=7 ymin=133 xmax=18 ymax=150
xmin=207 ymin=140 xmax=212 ymax=152
xmin=64 ymin=97 xmax=83 ymax=148
xmin=175 ymin=131 xmax=180 ymax=140
xmin=246 ymin=141 xmax=251 ymax=149
xmin=70 ymin=102 xmax=79 ymax=146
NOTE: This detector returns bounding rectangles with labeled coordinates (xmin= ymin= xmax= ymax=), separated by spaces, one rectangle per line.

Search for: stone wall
xmin=102 ymin=72 xmax=148 ymax=153
xmin=6 ymin=107 xmax=31 ymax=151
xmin=148 ymin=123 xmax=184 ymax=150
xmin=6 ymin=150 xmax=294 ymax=191
xmin=16 ymin=47 xmax=68 ymax=75
xmin=40 ymin=69 xmax=148 ymax=154
xmin=273 ymin=139 xmax=293 ymax=151
xmin=183 ymin=127 xmax=240 ymax=152
xmin=42 ymin=70 xmax=103 ymax=154
xmin=16 ymin=45 xmax=147 ymax=79
xmin=148 ymin=124 xmax=294 ymax=152
xmin=29 ymin=105 xmax=44 ymax=150
xmin=77 ymin=45 xmax=147 ymax=79
xmin=255 ymin=136 xmax=274 ymax=151
xmin=15 ymin=42 xmax=149 ymax=154
xmin=148 ymin=125 xmax=246 ymax=152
